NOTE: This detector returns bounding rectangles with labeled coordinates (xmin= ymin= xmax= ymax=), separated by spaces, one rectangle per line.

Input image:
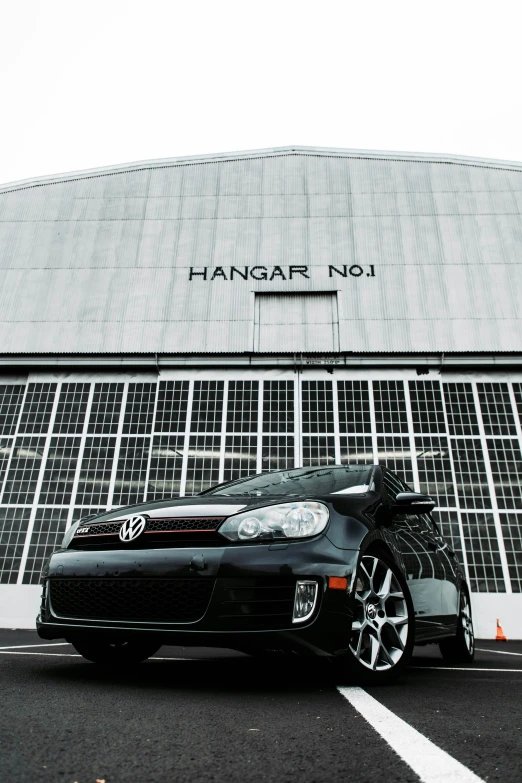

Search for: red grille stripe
xmin=144 ymin=529 xmax=217 ymax=535
xmin=73 ymin=529 xmax=219 ymax=538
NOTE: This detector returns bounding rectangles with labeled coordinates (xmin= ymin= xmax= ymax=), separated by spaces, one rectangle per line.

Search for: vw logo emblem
xmin=119 ymin=515 xmax=147 ymax=542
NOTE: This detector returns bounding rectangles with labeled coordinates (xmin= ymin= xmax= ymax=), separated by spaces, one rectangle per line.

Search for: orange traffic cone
xmin=496 ymin=618 xmax=508 ymax=642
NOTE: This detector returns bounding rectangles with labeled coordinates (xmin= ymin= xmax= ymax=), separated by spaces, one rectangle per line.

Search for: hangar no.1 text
xmin=188 ymin=265 xmax=377 ymax=281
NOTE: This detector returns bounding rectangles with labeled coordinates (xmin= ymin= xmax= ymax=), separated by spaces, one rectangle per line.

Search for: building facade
xmin=1 ymin=147 xmax=521 ymax=635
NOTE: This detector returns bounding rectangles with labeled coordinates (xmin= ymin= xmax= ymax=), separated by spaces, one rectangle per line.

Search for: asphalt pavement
xmin=1 ymin=629 xmax=521 ymax=783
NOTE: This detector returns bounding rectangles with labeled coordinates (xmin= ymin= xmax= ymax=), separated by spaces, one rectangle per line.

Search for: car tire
xmin=439 ymin=589 xmax=474 ymax=664
xmin=334 ymin=552 xmax=414 ymax=685
xmin=69 ymin=638 xmax=162 ymax=665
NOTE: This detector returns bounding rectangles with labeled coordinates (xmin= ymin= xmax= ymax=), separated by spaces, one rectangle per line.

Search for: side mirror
xmin=391 ymin=491 xmax=435 ymax=514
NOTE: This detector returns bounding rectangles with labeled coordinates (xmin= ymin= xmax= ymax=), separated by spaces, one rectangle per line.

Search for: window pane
xmin=88 ymin=383 xmax=124 ymax=434
xmin=302 ymin=381 xmax=334 ymax=434
xmin=302 ymin=435 xmax=336 ymax=466
xmin=461 ymin=511 xmax=505 ymax=592
xmin=227 ymin=382 xmax=258 ymax=433
xmin=409 ymin=380 xmax=445 ymax=433
xmin=0 ymin=438 xmax=13 ymax=493
xmin=2 ymin=437 xmax=46 ymax=504
xmin=22 ymin=508 xmax=69 ymax=585
xmin=451 ymin=439 xmax=490 ymax=509
xmin=0 ymin=507 xmax=31 ymax=584
xmin=123 ymin=383 xmax=156 ymax=435
xmin=513 ymin=383 xmax=522 ymax=431
xmin=75 ymin=437 xmax=116 ymax=506
xmin=53 ymin=383 xmax=90 ymax=434
xmin=185 ymin=435 xmax=221 ymax=494
xmin=18 ymin=383 xmax=57 ymax=434
xmin=339 ymin=435 xmax=373 ymax=465
xmin=486 ymin=439 xmax=522 ymax=510
xmin=39 ymin=437 xmax=81 ymax=505
xmin=112 ymin=437 xmax=150 ymax=506
xmin=147 ymin=435 xmax=184 ymax=500
xmin=155 ymin=381 xmax=189 ymax=433
xmin=477 ymin=383 xmax=517 ymax=437
xmin=373 ymin=381 xmax=408 ymax=434
xmin=262 ymin=381 xmax=294 ymax=433
xmin=0 ymin=385 xmax=25 ymax=436
xmin=337 ymin=381 xmax=371 ymax=434
xmin=500 ymin=513 xmax=522 ymax=592
xmin=223 ymin=435 xmax=257 ymax=482
xmin=191 ymin=382 xmax=224 ymax=433
xmin=443 ymin=383 xmax=479 ymax=436
xmin=261 ymin=435 xmax=295 ymax=471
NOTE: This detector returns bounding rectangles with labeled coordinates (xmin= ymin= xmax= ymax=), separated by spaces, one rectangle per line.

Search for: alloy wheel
xmin=461 ymin=592 xmax=474 ymax=654
xmin=349 ymin=555 xmax=409 ymax=672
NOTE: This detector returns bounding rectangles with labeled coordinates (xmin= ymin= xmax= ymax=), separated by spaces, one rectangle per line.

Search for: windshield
xmin=204 ymin=465 xmax=375 ymax=497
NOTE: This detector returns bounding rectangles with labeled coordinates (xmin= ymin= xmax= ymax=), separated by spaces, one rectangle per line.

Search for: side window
xmin=383 ymin=470 xmax=407 ymax=503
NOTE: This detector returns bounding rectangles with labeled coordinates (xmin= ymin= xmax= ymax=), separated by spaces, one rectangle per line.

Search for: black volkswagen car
xmin=37 ymin=465 xmax=474 ymax=683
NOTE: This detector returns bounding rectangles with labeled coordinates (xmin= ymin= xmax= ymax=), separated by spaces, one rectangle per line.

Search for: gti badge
xmin=119 ymin=515 xmax=147 ymax=542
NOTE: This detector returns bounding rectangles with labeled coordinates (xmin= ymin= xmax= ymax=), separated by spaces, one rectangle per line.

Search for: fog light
xmin=40 ymin=580 xmax=47 ymax=607
xmin=292 ymin=580 xmax=318 ymax=623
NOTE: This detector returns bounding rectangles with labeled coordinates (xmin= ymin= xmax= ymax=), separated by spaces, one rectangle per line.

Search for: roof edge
xmin=3 ymin=146 xmax=522 ymax=194
xmin=2 ymin=352 xmax=522 ymax=370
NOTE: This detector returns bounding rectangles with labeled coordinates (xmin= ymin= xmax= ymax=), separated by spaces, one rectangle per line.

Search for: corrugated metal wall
xmin=254 ymin=293 xmax=339 ymax=352
xmin=1 ymin=149 xmax=522 ymax=353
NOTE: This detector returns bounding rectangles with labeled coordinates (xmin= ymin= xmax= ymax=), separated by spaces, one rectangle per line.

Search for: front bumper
xmin=36 ymin=537 xmax=359 ymax=655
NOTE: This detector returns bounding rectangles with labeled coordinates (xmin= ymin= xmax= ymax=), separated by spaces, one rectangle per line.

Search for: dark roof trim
xmin=1 ymin=353 xmax=522 ymax=370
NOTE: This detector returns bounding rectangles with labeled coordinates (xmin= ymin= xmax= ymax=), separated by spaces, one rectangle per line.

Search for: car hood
xmin=77 ymin=495 xmax=311 ymax=524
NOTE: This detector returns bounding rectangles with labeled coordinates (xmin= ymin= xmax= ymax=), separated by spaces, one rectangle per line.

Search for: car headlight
xmin=61 ymin=521 xmax=80 ymax=549
xmin=218 ymin=501 xmax=329 ymax=542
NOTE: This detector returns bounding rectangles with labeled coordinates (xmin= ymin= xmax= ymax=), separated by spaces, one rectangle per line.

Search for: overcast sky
xmin=1 ymin=0 xmax=522 ymax=185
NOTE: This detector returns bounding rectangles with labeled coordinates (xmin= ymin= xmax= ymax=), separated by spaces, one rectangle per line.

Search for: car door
xmin=425 ymin=513 xmax=460 ymax=628
xmin=382 ymin=470 xmax=445 ymax=638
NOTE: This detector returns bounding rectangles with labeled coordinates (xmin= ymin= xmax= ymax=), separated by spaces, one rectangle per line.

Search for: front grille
xmin=145 ymin=518 xmax=223 ymax=533
xmin=216 ymin=578 xmax=297 ymax=628
xmin=49 ymin=578 xmax=214 ymax=622
xmin=70 ymin=517 xmax=225 ymax=550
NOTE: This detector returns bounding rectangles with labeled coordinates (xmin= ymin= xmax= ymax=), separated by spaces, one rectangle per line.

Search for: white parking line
xmin=337 ymin=686 xmax=484 ymax=783
xmin=0 ymin=642 xmax=71 ymax=650
xmin=476 ymin=647 xmax=522 ymax=657
xmin=0 ymin=650 xmax=191 ymax=660
xmin=413 ymin=665 xmax=522 ymax=673
xmin=0 ymin=651 xmax=81 ymax=657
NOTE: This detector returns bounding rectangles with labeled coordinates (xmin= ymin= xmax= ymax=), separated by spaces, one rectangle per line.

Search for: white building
xmin=1 ymin=146 xmax=521 ymax=637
